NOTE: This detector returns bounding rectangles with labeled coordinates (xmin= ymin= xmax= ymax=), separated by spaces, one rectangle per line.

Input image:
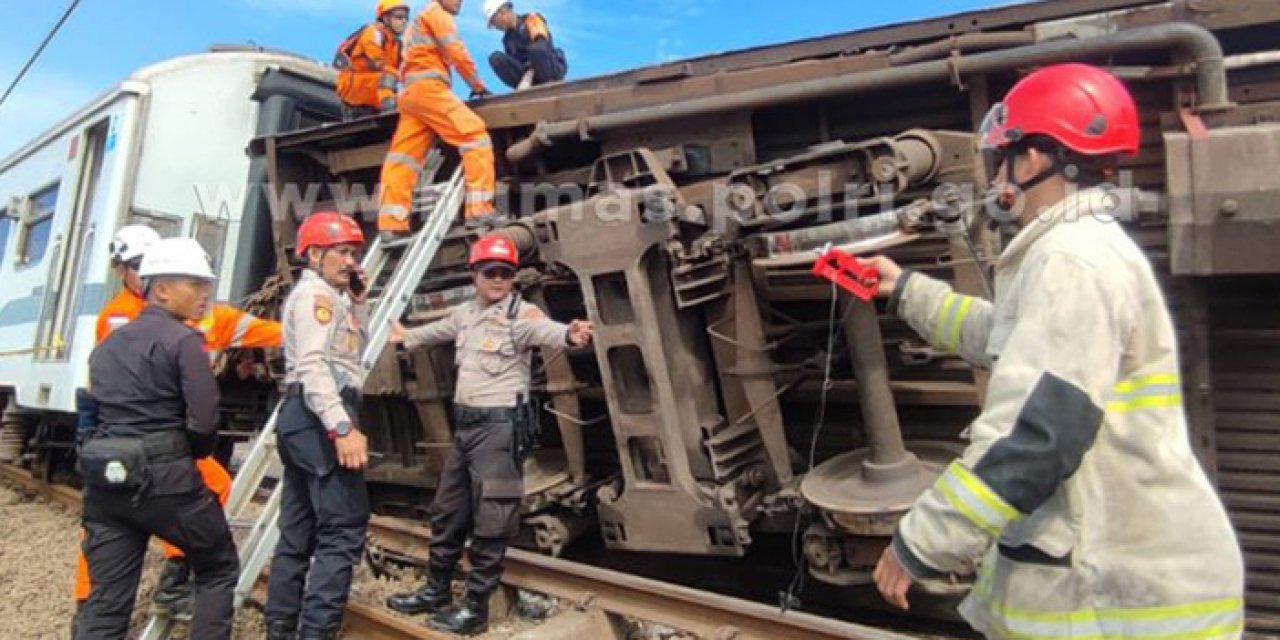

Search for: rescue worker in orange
xmin=377 ymin=0 xmax=503 ymax=237
xmin=483 ymin=1 xmax=566 ymax=89
xmin=335 ymin=0 xmax=410 ymax=120
xmin=73 ymin=225 xmax=281 ymax=615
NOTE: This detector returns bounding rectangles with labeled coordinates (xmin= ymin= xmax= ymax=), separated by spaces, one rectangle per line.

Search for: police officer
xmin=264 ymin=212 xmax=371 ymax=640
xmin=385 ymin=234 xmax=593 ymax=635
xmin=76 ymin=238 xmax=239 ymax=640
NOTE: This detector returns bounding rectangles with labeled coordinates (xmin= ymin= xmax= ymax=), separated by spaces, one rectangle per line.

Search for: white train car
xmin=0 ymin=48 xmax=340 ymax=467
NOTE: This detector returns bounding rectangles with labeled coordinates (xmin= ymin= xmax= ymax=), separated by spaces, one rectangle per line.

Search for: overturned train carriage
xmin=249 ymin=0 xmax=1280 ymax=631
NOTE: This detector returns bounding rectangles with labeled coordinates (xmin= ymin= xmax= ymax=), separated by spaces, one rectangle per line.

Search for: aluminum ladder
xmin=138 ymin=161 xmax=462 ymax=640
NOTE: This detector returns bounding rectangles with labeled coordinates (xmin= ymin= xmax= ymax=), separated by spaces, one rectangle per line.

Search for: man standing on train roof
xmin=72 ymin=224 xmax=281 ymax=621
xmin=483 ymin=0 xmax=567 ymax=90
xmin=868 ymin=63 xmax=1245 ymax=638
xmin=376 ymin=0 xmax=504 ymax=238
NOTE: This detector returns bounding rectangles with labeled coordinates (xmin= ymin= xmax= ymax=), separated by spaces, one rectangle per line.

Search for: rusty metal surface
xmin=365 ymin=517 xmax=921 ymax=640
xmin=237 ymin=0 xmax=1280 ymax=634
xmin=1165 ymin=123 xmax=1280 ymax=274
xmin=1209 ymin=278 xmax=1280 ymax=633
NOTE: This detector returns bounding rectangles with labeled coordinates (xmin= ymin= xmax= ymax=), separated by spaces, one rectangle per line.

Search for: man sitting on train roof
xmin=483 ymin=0 xmax=566 ymax=90
xmin=333 ymin=0 xmax=411 ymax=120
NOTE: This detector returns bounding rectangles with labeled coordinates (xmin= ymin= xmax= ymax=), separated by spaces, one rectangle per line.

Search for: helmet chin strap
xmin=987 ymin=150 xmax=1063 ymax=225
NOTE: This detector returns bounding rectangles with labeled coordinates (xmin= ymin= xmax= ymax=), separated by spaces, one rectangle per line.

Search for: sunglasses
xmin=387 ymin=11 xmax=409 ymax=20
xmin=478 ymin=266 xmax=516 ymax=280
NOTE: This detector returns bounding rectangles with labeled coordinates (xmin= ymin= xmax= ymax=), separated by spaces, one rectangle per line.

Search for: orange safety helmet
xmin=468 ymin=234 xmax=518 ymax=268
xmin=376 ymin=0 xmax=410 ymax=17
xmin=979 ymin=63 xmax=1140 ymax=157
xmin=296 ymin=212 xmax=365 ymax=258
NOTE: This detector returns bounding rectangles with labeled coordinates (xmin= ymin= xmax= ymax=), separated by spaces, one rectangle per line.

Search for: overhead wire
xmin=0 ymin=0 xmax=84 ymax=111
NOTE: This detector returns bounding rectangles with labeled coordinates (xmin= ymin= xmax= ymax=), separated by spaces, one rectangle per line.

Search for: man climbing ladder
xmin=377 ymin=0 xmax=503 ymax=236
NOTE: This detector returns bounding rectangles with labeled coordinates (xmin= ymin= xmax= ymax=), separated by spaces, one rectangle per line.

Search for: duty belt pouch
xmin=513 ymin=392 xmax=542 ymax=463
xmin=77 ymin=437 xmax=149 ymax=489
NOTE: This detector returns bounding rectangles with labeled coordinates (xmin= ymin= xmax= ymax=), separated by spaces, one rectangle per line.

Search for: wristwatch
xmin=331 ymin=420 xmax=353 ymax=440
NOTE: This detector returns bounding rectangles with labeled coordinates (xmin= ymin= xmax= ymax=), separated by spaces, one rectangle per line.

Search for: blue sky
xmin=0 ymin=0 xmax=1008 ymax=158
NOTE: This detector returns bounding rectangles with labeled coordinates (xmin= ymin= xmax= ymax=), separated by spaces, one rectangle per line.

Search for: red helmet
xmin=468 ymin=234 xmax=518 ymax=268
xmin=980 ymin=63 xmax=1140 ymax=157
xmin=296 ymin=212 xmax=365 ymax=258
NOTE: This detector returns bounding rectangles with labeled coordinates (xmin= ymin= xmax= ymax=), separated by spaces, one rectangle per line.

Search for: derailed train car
xmin=248 ymin=0 xmax=1280 ymax=631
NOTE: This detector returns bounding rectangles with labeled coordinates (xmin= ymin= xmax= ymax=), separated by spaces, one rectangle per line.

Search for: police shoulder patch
xmin=520 ymin=305 xmax=545 ymax=320
xmin=314 ymin=293 xmax=334 ymax=325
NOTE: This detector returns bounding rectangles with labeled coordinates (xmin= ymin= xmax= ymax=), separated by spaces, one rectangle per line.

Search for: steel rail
xmin=368 ymin=516 xmax=919 ymax=640
xmin=0 ymin=465 xmax=922 ymax=640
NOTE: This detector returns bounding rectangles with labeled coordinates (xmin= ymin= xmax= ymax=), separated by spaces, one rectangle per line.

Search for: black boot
xmin=427 ymin=593 xmax=489 ymax=635
xmin=265 ymin=618 xmax=299 ymax=640
xmin=153 ymin=557 xmax=193 ymax=612
xmin=298 ymin=625 xmax=340 ymax=640
xmin=386 ymin=568 xmax=454 ymax=615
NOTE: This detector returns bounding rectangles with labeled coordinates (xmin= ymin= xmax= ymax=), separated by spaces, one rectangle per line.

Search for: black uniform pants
xmin=77 ymin=486 xmax=239 ymax=640
xmin=265 ymin=394 xmax=370 ymax=630
xmin=489 ymin=43 xmax=566 ymax=89
xmin=428 ymin=405 xmax=524 ymax=598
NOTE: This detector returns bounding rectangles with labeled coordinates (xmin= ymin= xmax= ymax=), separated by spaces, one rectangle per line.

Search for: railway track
xmin=0 ymin=463 xmax=919 ymax=640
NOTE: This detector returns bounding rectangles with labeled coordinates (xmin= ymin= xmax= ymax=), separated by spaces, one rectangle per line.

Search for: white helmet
xmin=109 ymin=224 xmax=161 ymax=264
xmin=139 ymin=238 xmax=216 ymax=281
xmin=483 ymin=0 xmax=511 ymax=23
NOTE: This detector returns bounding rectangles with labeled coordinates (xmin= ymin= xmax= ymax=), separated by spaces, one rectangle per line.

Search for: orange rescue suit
xmin=336 ymin=22 xmax=403 ymax=112
xmin=74 ymin=288 xmax=282 ymax=601
xmin=378 ymin=0 xmax=495 ymax=232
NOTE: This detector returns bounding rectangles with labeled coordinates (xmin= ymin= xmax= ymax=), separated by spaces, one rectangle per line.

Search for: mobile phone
xmin=349 ymin=271 xmax=367 ymax=297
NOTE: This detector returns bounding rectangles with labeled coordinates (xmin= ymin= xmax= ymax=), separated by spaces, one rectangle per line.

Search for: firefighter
xmin=384 ymin=234 xmax=592 ymax=634
xmin=73 ymin=224 xmax=281 ymax=615
xmin=76 ymin=238 xmax=239 ymax=640
xmin=483 ymin=0 xmax=566 ymax=89
xmin=869 ymin=63 xmax=1245 ymax=638
xmin=334 ymin=0 xmax=410 ymax=120
xmin=264 ymin=212 xmax=371 ymax=640
xmin=377 ymin=0 xmax=502 ymax=237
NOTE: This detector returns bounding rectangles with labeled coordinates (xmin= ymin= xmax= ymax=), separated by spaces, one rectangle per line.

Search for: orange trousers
xmin=378 ymin=80 xmax=495 ymax=232
xmin=74 ymin=457 xmax=233 ymax=601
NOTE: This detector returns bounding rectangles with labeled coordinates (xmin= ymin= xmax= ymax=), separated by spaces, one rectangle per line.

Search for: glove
xmin=470 ymin=87 xmax=493 ymax=101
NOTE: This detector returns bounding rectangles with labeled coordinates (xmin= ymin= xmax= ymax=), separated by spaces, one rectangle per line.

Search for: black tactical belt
xmin=453 ymin=404 xmax=517 ymax=425
xmin=140 ymin=430 xmax=191 ymax=461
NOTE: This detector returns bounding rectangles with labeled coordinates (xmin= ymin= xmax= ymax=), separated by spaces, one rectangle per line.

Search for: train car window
xmin=19 ymin=183 xmax=58 ymax=267
xmin=191 ymin=214 xmax=228 ymax=275
xmin=126 ymin=208 xmax=182 ymax=239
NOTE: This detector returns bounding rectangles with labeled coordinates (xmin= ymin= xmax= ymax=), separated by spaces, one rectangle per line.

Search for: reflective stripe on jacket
xmin=97 ymin=289 xmax=281 ymax=355
xmin=402 ymin=1 xmax=484 ymax=93
xmin=336 ymin=22 xmax=402 ymax=110
xmin=889 ymin=189 xmax=1244 ymax=639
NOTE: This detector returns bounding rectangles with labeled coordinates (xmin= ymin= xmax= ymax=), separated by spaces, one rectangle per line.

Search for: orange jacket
xmin=337 ymin=22 xmax=402 ymax=111
xmin=402 ymin=1 xmax=485 ymax=93
xmin=96 ymin=289 xmax=282 ymax=354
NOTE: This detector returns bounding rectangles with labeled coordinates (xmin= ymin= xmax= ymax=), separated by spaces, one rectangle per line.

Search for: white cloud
xmin=0 ymin=72 xmax=101 ymax=161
